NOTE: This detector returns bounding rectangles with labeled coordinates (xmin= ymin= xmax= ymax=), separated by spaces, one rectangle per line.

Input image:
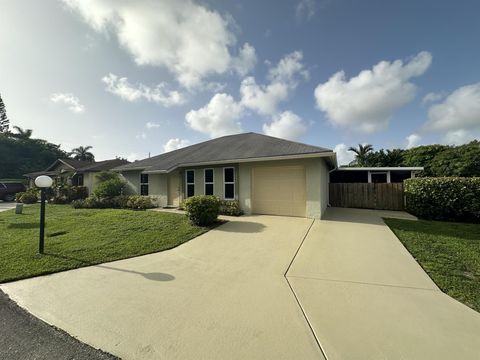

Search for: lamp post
xmin=35 ymin=175 xmax=53 ymax=254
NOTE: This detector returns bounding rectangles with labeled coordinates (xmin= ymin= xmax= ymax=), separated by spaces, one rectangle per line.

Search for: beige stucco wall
xmin=149 ymin=174 xmax=168 ymax=207
xmin=120 ymin=171 xmax=141 ymax=195
xmin=83 ymin=172 xmax=101 ymax=195
xmin=239 ymin=158 xmax=330 ymax=219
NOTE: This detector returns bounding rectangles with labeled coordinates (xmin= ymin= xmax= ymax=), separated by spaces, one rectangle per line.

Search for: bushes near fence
xmin=404 ymin=177 xmax=480 ymax=221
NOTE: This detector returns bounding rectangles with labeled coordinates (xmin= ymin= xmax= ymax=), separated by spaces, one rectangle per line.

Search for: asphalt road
xmin=0 ymin=290 xmax=118 ymax=360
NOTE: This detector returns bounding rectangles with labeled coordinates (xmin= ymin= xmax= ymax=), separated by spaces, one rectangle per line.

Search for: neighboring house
xmin=25 ymin=158 xmax=129 ymax=194
xmin=115 ymin=133 xmax=337 ymax=218
xmin=330 ymin=167 xmax=424 ymax=184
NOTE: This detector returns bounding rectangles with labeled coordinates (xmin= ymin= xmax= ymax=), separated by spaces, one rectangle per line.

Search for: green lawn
xmin=385 ymin=218 xmax=480 ymax=312
xmin=0 ymin=204 xmax=209 ymax=283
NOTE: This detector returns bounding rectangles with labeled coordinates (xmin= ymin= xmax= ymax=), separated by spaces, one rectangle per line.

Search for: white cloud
xmin=334 ymin=143 xmax=356 ymax=166
xmin=50 ymin=93 xmax=85 ymax=113
xmin=163 ymin=138 xmax=191 ymax=153
xmin=126 ymin=153 xmax=140 ymax=162
xmin=240 ymin=51 xmax=308 ymax=115
xmin=296 ymin=0 xmax=316 ymax=22
xmin=422 ymin=92 xmax=445 ymax=105
xmin=423 ymin=83 xmax=480 ymax=144
xmin=262 ymin=111 xmax=307 ymax=140
xmin=135 ymin=132 xmax=147 ymax=140
xmin=231 ymin=43 xmax=257 ymax=77
xmin=62 ymin=0 xmax=254 ymax=89
xmin=185 ymin=93 xmax=243 ymax=138
xmin=146 ymin=121 xmax=160 ymax=129
xmin=406 ymin=133 xmax=421 ymax=149
xmin=314 ymin=51 xmax=432 ymax=133
xmin=102 ymin=73 xmax=186 ymax=106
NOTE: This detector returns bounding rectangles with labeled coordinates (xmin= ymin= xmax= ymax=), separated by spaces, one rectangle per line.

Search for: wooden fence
xmin=329 ymin=183 xmax=404 ymax=211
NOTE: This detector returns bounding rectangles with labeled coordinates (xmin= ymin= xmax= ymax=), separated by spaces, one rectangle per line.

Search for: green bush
xmin=126 ymin=195 xmax=155 ymax=210
xmin=72 ymin=195 xmax=154 ymax=210
xmin=16 ymin=189 xmax=39 ymax=204
xmin=219 ymin=200 xmax=243 ymax=216
xmin=93 ymin=178 xmax=126 ymax=198
xmin=405 ymin=177 xmax=480 ymax=221
xmin=50 ymin=185 xmax=88 ymax=204
xmin=183 ymin=195 xmax=220 ymax=226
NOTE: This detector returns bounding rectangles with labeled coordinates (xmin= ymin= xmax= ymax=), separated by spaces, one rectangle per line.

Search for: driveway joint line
xmin=286 ymin=274 xmax=440 ymax=292
xmin=284 ymin=219 xmax=328 ymax=360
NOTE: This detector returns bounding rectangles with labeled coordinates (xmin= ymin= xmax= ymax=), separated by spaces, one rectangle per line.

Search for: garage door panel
xmin=252 ymin=166 xmax=306 ymax=217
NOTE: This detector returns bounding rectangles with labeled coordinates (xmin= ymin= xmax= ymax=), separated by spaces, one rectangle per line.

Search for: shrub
xmin=126 ymin=195 xmax=155 ymax=210
xmin=404 ymin=177 xmax=480 ymax=221
xmin=96 ymin=171 xmax=120 ymax=183
xmin=184 ymin=195 xmax=220 ymax=226
xmin=50 ymin=185 xmax=88 ymax=204
xmin=16 ymin=189 xmax=39 ymax=204
xmin=72 ymin=195 xmax=154 ymax=210
xmin=219 ymin=200 xmax=243 ymax=216
xmin=93 ymin=178 xmax=126 ymax=198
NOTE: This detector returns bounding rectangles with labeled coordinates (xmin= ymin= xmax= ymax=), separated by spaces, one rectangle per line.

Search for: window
xmin=186 ymin=170 xmax=195 ymax=197
xmin=140 ymin=173 xmax=149 ymax=195
xmin=73 ymin=174 xmax=84 ymax=186
xmin=370 ymin=172 xmax=387 ymax=183
xmin=204 ymin=169 xmax=214 ymax=195
xmin=223 ymin=167 xmax=235 ymax=200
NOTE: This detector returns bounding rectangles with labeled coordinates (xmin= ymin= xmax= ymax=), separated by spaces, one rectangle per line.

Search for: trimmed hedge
xmin=219 ymin=200 xmax=243 ymax=216
xmin=72 ymin=195 xmax=154 ymax=210
xmin=404 ymin=177 xmax=480 ymax=221
xmin=183 ymin=195 xmax=220 ymax=226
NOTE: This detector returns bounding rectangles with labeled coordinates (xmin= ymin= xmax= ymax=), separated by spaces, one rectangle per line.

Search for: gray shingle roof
xmin=76 ymin=158 xmax=130 ymax=172
xmin=115 ymin=132 xmax=333 ymax=172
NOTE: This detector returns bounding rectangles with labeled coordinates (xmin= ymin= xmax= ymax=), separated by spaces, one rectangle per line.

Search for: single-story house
xmin=25 ymin=158 xmax=129 ymax=194
xmin=329 ymin=167 xmax=424 ymax=184
xmin=114 ymin=133 xmax=337 ymax=218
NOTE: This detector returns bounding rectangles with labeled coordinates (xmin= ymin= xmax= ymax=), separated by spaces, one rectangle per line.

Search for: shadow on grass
xmin=44 ymin=253 xmax=175 ymax=282
xmin=7 ymin=222 xmax=38 ymax=229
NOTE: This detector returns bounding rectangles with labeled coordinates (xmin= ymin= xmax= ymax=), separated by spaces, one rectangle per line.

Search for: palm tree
xmin=12 ymin=126 xmax=33 ymax=140
xmin=384 ymin=149 xmax=404 ymax=167
xmin=348 ymin=144 xmax=374 ymax=166
xmin=70 ymin=146 xmax=95 ymax=162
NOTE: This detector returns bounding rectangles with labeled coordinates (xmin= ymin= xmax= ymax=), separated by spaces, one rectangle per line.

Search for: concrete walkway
xmin=287 ymin=207 xmax=480 ymax=360
xmin=1 ymin=215 xmax=323 ymax=360
xmin=0 ymin=201 xmax=17 ymax=212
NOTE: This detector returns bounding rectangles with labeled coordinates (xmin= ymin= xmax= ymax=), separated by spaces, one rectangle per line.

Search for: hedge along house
xmin=25 ymin=158 xmax=129 ymax=194
xmin=114 ymin=133 xmax=337 ymax=218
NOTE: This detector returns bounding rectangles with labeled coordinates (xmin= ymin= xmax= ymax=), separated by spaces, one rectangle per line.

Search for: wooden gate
xmin=329 ymin=183 xmax=404 ymax=210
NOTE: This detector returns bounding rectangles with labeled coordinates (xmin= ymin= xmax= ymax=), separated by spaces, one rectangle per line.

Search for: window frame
xmin=140 ymin=173 xmax=149 ymax=195
xmin=223 ymin=167 xmax=235 ymax=200
xmin=204 ymin=168 xmax=214 ymax=196
xmin=185 ymin=169 xmax=195 ymax=198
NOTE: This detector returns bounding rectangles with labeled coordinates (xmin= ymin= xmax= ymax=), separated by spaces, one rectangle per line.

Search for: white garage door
xmin=252 ymin=166 xmax=306 ymax=217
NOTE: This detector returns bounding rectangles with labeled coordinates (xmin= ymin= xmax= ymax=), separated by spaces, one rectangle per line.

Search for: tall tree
xmin=0 ymin=93 xmax=9 ymax=133
xmin=11 ymin=126 xmax=33 ymax=140
xmin=348 ymin=144 xmax=374 ymax=166
xmin=70 ymin=146 xmax=95 ymax=161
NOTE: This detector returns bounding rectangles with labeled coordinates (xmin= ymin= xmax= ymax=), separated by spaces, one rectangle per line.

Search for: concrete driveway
xmin=1 ymin=215 xmax=324 ymax=360
xmin=0 ymin=201 xmax=17 ymax=212
xmin=287 ymin=207 xmax=480 ymax=359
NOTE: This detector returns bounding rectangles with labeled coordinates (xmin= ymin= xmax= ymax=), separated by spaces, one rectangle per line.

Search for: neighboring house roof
xmin=336 ymin=167 xmax=424 ymax=171
xmin=24 ymin=158 xmax=130 ymax=178
xmin=76 ymin=159 xmax=130 ymax=172
xmin=115 ymin=132 xmax=335 ymax=173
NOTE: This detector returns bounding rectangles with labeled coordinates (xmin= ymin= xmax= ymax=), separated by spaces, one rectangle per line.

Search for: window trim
xmin=204 ymin=168 xmax=214 ymax=196
xmin=140 ymin=173 xmax=149 ymax=195
xmin=223 ymin=167 xmax=235 ymax=200
xmin=368 ymin=171 xmax=390 ymax=183
xmin=185 ymin=169 xmax=195 ymax=198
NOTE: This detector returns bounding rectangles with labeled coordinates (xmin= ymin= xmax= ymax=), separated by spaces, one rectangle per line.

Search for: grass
xmin=384 ymin=218 xmax=480 ymax=312
xmin=0 ymin=204 xmax=210 ymax=283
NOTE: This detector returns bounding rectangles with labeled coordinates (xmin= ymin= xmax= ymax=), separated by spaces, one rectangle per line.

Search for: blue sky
xmin=1 ymin=0 xmax=479 ymax=164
